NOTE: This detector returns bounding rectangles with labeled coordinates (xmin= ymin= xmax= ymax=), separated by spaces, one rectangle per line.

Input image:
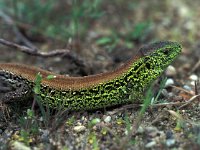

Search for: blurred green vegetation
xmin=0 ymin=0 xmax=104 ymax=40
xmin=96 ymin=21 xmax=150 ymax=51
xmin=0 ymin=0 xmax=150 ymax=48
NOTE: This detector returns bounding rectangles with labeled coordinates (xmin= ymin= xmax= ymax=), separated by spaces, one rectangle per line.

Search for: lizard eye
xmin=163 ymin=48 xmax=170 ymax=55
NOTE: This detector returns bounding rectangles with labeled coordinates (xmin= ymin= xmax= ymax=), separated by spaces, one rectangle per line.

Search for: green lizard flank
xmin=0 ymin=41 xmax=182 ymax=110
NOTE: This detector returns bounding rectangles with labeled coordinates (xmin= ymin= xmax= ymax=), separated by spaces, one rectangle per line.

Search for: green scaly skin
xmin=0 ymin=41 xmax=181 ymax=110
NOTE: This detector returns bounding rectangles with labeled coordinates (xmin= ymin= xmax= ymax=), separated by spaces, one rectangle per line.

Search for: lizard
xmin=0 ymin=41 xmax=181 ymax=110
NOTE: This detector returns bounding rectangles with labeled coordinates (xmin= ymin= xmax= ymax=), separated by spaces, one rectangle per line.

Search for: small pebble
xmin=137 ymin=126 xmax=144 ymax=134
xmin=104 ymin=116 xmax=111 ymax=123
xmin=166 ymin=139 xmax=176 ymax=147
xmin=146 ymin=126 xmax=157 ymax=132
xmin=145 ymin=127 xmax=159 ymax=138
xmin=73 ymin=125 xmax=86 ymax=133
xmin=41 ymin=129 xmax=50 ymax=143
xmin=168 ymin=92 xmax=175 ymax=97
xmin=11 ymin=141 xmax=31 ymax=150
xmin=145 ymin=141 xmax=156 ymax=148
xmin=183 ymin=85 xmax=192 ymax=91
xmin=189 ymin=74 xmax=198 ymax=81
xmin=166 ymin=130 xmax=174 ymax=139
xmin=161 ymin=89 xmax=169 ymax=97
xmin=77 ymin=122 xmax=82 ymax=126
xmin=165 ymin=65 xmax=177 ymax=76
xmin=165 ymin=78 xmax=174 ymax=87
xmin=190 ymin=81 xmax=196 ymax=86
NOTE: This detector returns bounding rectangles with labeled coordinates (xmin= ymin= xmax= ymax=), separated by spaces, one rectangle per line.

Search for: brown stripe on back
xmin=0 ymin=50 xmax=144 ymax=90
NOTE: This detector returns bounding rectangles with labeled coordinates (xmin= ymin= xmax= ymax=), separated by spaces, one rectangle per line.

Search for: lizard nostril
xmin=146 ymin=63 xmax=151 ymax=69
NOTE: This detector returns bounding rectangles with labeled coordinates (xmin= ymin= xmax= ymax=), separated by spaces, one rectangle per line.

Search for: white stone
xmin=183 ymin=85 xmax=192 ymax=91
xmin=166 ymin=139 xmax=176 ymax=147
xmin=165 ymin=78 xmax=174 ymax=87
xmin=104 ymin=116 xmax=111 ymax=123
xmin=73 ymin=125 xmax=86 ymax=133
xmin=137 ymin=126 xmax=144 ymax=134
xmin=165 ymin=65 xmax=177 ymax=76
xmin=191 ymin=81 xmax=196 ymax=86
xmin=145 ymin=141 xmax=156 ymax=148
xmin=189 ymin=74 xmax=198 ymax=81
xmin=11 ymin=141 xmax=31 ymax=150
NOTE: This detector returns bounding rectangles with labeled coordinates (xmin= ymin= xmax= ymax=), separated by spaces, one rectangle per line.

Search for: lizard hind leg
xmin=0 ymin=71 xmax=33 ymax=103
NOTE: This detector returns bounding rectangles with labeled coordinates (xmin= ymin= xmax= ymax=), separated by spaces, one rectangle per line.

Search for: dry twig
xmin=178 ymin=94 xmax=200 ymax=109
xmin=169 ymin=85 xmax=195 ymax=96
xmin=0 ymin=38 xmax=70 ymax=57
xmin=0 ymin=10 xmax=87 ymax=68
xmin=109 ymin=93 xmax=200 ymax=115
xmin=0 ymin=38 xmax=86 ymax=68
